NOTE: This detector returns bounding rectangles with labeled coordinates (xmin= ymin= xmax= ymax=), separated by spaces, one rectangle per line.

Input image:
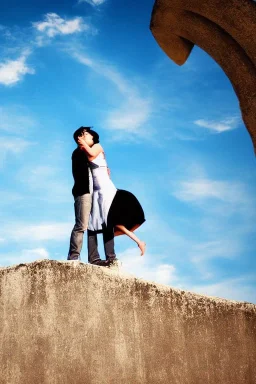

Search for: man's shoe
xmin=108 ymin=258 xmax=122 ymax=269
xmin=91 ymin=259 xmax=109 ymax=267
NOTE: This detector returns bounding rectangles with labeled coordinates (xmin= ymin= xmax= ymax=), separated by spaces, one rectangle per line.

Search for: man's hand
xmin=77 ymin=137 xmax=86 ymax=146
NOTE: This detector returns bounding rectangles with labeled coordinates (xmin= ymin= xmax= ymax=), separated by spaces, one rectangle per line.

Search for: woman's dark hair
xmin=89 ymin=129 xmax=100 ymax=144
xmin=73 ymin=126 xmax=100 ymax=145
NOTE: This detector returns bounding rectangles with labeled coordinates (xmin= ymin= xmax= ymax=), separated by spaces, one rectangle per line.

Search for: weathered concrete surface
xmin=150 ymin=0 xmax=256 ymax=154
xmin=0 ymin=260 xmax=255 ymax=384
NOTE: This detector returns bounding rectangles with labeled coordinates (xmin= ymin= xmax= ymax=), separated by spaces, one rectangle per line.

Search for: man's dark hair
xmin=73 ymin=126 xmax=91 ymax=144
xmin=73 ymin=126 xmax=100 ymax=145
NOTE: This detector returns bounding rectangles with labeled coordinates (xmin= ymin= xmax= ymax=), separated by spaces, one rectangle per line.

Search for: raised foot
xmin=138 ymin=241 xmax=146 ymax=256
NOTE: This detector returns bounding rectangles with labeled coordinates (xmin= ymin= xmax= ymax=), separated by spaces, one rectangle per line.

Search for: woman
xmin=77 ymin=129 xmax=146 ymax=256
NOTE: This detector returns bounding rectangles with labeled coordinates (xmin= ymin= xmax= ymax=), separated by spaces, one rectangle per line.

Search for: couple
xmin=67 ymin=126 xmax=146 ymax=267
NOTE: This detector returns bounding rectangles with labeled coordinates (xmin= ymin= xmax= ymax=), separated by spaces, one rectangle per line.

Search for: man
xmin=67 ymin=126 xmax=110 ymax=266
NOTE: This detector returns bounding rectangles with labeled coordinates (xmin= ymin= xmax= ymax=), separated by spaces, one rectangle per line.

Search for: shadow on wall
xmin=150 ymin=0 xmax=256 ymax=154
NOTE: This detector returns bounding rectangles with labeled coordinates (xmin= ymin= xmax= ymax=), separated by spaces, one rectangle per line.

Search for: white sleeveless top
xmin=88 ymin=152 xmax=117 ymax=231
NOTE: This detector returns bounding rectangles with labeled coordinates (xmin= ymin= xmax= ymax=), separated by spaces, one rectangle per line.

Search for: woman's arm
xmin=77 ymin=138 xmax=102 ymax=158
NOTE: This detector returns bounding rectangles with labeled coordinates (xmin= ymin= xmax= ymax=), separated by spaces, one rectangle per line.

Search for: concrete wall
xmin=150 ymin=0 xmax=256 ymax=154
xmin=0 ymin=260 xmax=255 ymax=384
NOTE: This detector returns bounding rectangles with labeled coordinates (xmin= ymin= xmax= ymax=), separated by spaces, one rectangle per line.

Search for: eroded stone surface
xmin=150 ymin=0 xmax=256 ymax=153
xmin=0 ymin=260 xmax=255 ymax=384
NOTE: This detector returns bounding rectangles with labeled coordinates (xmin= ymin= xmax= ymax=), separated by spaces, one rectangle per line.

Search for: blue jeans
xmin=68 ymin=194 xmax=91 ymax=260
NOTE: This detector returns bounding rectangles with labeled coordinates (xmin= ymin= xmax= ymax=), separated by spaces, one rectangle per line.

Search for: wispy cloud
xmin=0 ymin=191 xmax=24 ymax=206
xmin=172 ymin=177 xmax=247 ymax=205
xmin=0 ymin=106 xmax=37 ymax=134
xmin=194 ymin=117 xmax=240 ymax=133
xmin=15 ymin=138 xmax=72 ymax=203
xmin=0 ymin=50 xmax=34 ymax=86
xmin=170 ymin=156 xmax=256 ymax=234
xmin=105 ymin=98 xmax=151 ymax=134
xmin=33 ymin=13 xmax=90 ymax=38
xmin=69 ymin=50 xmax=152 ymax=136
xmin=2 ymin=222 xmax=72 ymax=243
xmin=79 ymin=0 xmax=107 ymax=6
xmin=0 ymin=136 xmax=32 ymax=168
xmin=0 ymin=137 xmax=32 ymax=153
xmin=190 ymin=239 xmax=243 ymax=264
xmin=0 ymin=248 xmax=49 ymax=267
xmin=155 ymin=157 xmax=255 ymax=282
xmin=191 ymin=276 xmax=256 ymax=303
xmin=17 ymin=164 xmax=70 ymax=203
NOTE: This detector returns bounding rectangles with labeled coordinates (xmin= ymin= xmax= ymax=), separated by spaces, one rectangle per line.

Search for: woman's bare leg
xmin=116 ymin=225 xmax=146 ymax=256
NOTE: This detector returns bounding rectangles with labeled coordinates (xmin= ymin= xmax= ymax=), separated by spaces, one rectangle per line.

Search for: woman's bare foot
xmin=138 ymin=241 xmax=146 ymax=256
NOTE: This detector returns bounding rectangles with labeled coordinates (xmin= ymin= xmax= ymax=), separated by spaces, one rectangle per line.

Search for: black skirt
xmin=107 ymin=189 xmax=145 ymax=236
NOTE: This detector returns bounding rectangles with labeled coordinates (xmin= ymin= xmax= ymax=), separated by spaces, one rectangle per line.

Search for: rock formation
xmin=150 ymin=0 xmax=256 ymax=154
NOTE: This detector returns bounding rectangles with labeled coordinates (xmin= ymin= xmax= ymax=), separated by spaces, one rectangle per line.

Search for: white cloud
xmin=155 ymin=264 xmax=177 ymax=285
xmin=33 ymin=13 xmax=89 ymax=38
xmin=2 ymin=222 xmax=72 ymax=242
xmin=119 ymin=245 xmax=256 ymax=302
xmin=0 ymin=51 xmax=35 ymax=86
xmin=0 ymin=248 xmax=49 ymax=267
xmin=23 ymin=247 xmax=49 ymax=259
xmin=79 ymin=0 xmax=106 ymax=6
xmin=194 ymin=117 xmax=240 ymax=133
xmin=118 ymin=247 xmax=177 ymax=286
xmin=69 ymin=50 xmax=152 ymax=135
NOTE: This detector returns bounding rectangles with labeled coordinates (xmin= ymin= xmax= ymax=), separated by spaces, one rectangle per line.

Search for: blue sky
xmin=0 ymin=0 xmax=255 ymax=303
